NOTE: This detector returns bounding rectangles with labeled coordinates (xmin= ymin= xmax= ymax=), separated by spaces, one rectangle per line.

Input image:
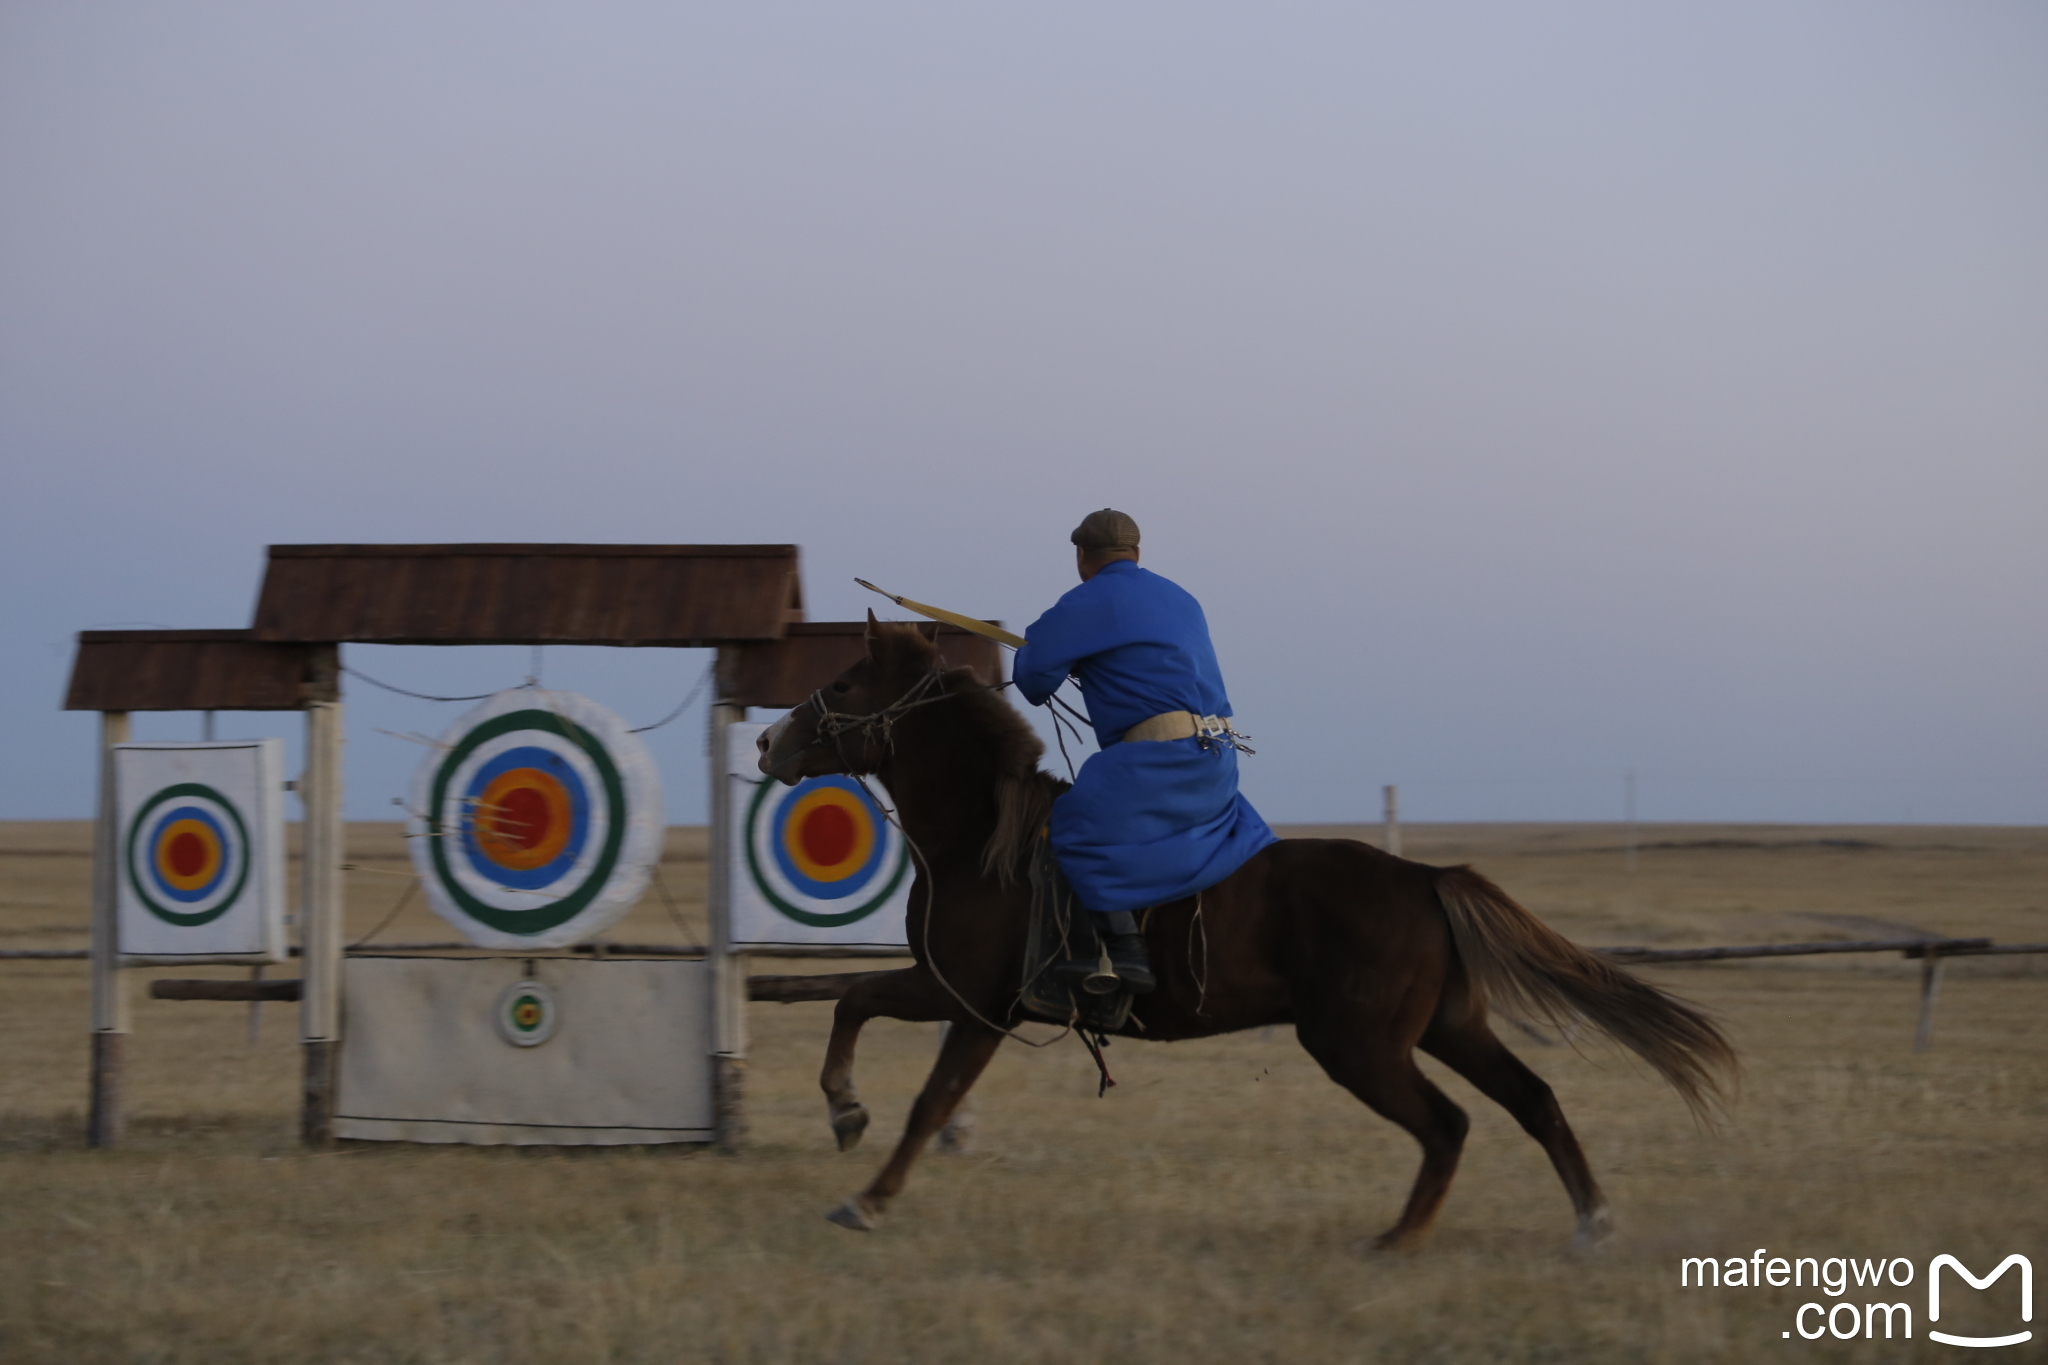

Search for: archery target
xmin=494 ymin=979 xmax=560 ymax=1048
xmin=726 ymin=722 xmax=911 ymax=949
xmin=409 ymin=690 xmax=663 ymax=949
xmin=114 ymin=741 xmax=287 ymax=960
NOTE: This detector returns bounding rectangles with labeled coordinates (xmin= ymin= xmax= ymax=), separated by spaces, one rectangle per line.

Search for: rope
xmin=348 ymin=875 xmax=420 ymax=949
xmin=341 ymin=665 xmax=496 ymax=703
xmin=1079 ymin=1028 xmax=1117 ymax=1097
xmin=1187 ymin=891 xmax=1210 ymax=1017
xmin=651 ymin=863 xmax=696 ymax=939
xmin=630 ymin=659 xmax=717 ymax=733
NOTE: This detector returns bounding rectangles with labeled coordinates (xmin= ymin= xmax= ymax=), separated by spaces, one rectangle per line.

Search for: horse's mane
xmin=883 ymin=622 xmax=1068 ymax=885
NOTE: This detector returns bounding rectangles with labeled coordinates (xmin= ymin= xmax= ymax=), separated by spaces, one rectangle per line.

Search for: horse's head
xmin=757 ymin=612 xmax=944 ymax=785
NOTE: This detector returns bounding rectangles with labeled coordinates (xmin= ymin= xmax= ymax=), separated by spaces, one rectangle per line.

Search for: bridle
xmin=784 ymin=665 xmax=1011 ymax=770
xmin=778 ymin=661 xmax=1065 ymax=1050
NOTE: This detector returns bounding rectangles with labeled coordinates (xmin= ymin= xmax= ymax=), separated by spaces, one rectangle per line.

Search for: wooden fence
xmin=10 ymin=933 xmax=2045 ymax=1053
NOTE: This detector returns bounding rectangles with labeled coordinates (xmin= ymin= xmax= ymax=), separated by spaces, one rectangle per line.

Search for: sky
xmin=3 ymin=0 xmax=2043 ymax=827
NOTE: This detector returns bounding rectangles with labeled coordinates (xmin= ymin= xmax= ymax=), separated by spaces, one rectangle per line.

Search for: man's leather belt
xmin=1122 ymin=710 xmax=1237 ymax=743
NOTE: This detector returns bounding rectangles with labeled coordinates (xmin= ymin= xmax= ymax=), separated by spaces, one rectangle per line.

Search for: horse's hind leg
xmin=828 ymin=1021 xmax=1002 ymax=1231
xmin=1421 ymin=1015 xmax=1611 ymax=1248
xmin=1298 ymin=1027 xmax=1471 ymax=1253
xmin=821 ymin=968 xmax=953 ymax=1152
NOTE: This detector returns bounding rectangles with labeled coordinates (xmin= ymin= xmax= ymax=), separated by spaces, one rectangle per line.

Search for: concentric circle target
xmin=409 ymin=690 xmax=663 ymax=949
xmin=494 ymin=979 xmax=560 ymax=1047
xmin=744 ymin=774 xmax=908 ymax=928
xmin=124 ymin=783 xmax=251 ymax=926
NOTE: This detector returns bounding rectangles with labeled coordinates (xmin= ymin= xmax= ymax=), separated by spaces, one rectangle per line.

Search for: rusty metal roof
xmin=64 ymin=631 xmax=337 ymax=712
xmin=720 ymin=621 xmax=1004 ymax=710
xmin=250 ymin=544 xmax=803 ymax=645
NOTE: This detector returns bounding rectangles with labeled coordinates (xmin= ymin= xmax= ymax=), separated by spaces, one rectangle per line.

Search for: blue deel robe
xmin=1012 ymin=560 xmax=1276 ymax=914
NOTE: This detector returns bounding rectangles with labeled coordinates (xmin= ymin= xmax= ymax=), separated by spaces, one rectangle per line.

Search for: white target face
xmin=114 ymin=741 xmax=288 ymax=961
xmin=724 ymin=722 xmax=912 ymax=950
xmin=408 ymin=690 xmax=663 ymax=949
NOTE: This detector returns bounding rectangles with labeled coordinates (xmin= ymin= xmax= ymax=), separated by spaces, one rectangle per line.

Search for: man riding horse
xmin=1013 ymin=509 xmax=1277 ymax=994
xmin=762 ymin=531 xmax=1732 ymax=1247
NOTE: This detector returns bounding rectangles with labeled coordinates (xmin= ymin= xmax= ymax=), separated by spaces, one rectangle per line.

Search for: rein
xmin=776 ymin=662 xmax=1070 ymax=1051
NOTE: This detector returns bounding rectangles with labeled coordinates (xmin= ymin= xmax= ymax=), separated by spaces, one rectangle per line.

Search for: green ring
xmin=743 ymin=776 xmax=910 ymax=928
xmin=125 ymin=783 xmax=252 ymax=927
xmin=427 ymin=710 xmax=628 ymax=936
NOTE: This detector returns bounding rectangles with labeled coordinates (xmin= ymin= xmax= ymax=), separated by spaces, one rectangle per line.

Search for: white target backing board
xmin=726 ymin=723 xmax=912 ymax=951
xmin=114 ymin=740 xmax=287 ymax=962
xmin=334 ymin=957 xmax=712 ymax=1145
xmin=408 ymin=689 xmax=664 ymax=950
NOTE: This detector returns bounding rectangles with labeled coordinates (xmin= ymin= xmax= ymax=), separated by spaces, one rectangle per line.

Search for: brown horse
xmin=757 ymin=617 xmax=1735 ymax=1251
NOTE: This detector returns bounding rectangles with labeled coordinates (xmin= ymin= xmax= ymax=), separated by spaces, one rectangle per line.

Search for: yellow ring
xmin=782 ymin=786 xmax=875 ymax=883
xmin=471 ymin=768 xmax=574 ymax=871
xmin=154 ymin=817 xmax=223 ymax=893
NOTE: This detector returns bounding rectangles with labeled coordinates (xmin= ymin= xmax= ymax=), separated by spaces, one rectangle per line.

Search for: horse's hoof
xmin=1571 ymin=1206 xmax=1614 ymax=1253
xmin=825 ymin=1196 xmax=880 ymax=1232
xmin=829 ymin=1104 xmax=870 ymax=1153
xmin=936 ymin=1110 xmax=975 ymax=1155
xmin=1356 ymin=1228 xmax=1422 ymax=1256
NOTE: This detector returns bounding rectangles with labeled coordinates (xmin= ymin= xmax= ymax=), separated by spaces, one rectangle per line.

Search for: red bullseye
xmin=496 ymin=787 xmax=553 ymax=850
xmin=167 ymin=831 xmax=208 ymax=878
xmin=799 ymin=804 xmax=857 ymax=868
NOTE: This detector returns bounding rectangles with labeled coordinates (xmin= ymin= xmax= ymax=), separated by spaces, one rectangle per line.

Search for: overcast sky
xmin=3 ymin=1 xmax=2043 ymax=826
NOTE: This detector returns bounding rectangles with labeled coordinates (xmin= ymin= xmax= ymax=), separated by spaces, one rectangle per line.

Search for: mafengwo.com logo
xmin=1679 ymin=1250 xmax=2032 ymax=1346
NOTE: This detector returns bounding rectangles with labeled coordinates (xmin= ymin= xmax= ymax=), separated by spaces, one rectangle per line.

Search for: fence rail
xmin=14 ymin=932 xmax=2046 ymax=1054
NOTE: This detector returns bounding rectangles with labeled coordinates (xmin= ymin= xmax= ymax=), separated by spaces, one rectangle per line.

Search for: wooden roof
xmin=251 ymin=544 xmax=803 ymax=646
xmin=65 ymin=631 xmax=337 ymax=712
xmin=720 ymin=621 xmax=1005 ymax=709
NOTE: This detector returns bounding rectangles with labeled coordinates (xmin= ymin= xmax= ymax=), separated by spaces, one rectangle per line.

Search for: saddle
xmin=1018 ymin=837 xmax=1137 ymax=1033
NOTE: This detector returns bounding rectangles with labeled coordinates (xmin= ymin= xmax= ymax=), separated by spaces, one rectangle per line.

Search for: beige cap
xmin=1070 ymin=508 xmax=1141 ymax=552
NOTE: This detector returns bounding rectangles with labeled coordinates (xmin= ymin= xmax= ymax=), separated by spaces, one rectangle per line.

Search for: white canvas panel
xmin=334 ymin=957 xmax=713 ymax=1145
xmin=114 ymin=740 xmax=287 ymax=961
xmin=726 ymin=722 xmax=912 ymax=951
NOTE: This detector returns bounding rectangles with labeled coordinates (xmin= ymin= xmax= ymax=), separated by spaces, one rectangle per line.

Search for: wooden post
xmin=88 ymin=710 xmax=132 ymax=1148
xmin=1914 ymin=949 xmax=1945 ymax=1053
xmin=1382 ymin=784 xmax=1401 ymax=858
xmin=246 ymin=964 xmax=265 ymax=1046
xmin=707 ymin=663 xmax=747 ymax=1152
xmin=298 ymin=650 xmax=345 ymax=1146
xmin=1624 ymin=772 xmax=1638 ymax=873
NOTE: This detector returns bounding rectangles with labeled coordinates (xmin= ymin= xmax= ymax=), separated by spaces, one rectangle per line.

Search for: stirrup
xmin=1080 ymin=943 xmax=1122 ymax=996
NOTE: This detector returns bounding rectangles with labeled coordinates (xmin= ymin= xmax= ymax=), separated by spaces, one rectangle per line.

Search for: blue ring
xmin=457 ymin=745 xmax=592 ymax=890
xmin=147 ymin=805 xmax=231 ymax=903
xmin=769 ymin=776 xmax=889 ymax=901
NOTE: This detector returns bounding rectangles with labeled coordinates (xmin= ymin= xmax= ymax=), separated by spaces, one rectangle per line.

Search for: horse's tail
xmin=1432 ymin=865 xmax=1737 ymax=1123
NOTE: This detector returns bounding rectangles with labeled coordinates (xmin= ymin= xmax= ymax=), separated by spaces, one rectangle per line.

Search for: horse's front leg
xmin=821 ymin=967 xmax=954 ymax=1152
xmin=828 ymin=1020 xmax=1003 ymax=1231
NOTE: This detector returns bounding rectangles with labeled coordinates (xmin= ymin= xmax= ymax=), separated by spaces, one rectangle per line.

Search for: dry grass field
xmin=2 ymin=820 xmax=2043 ymax=1364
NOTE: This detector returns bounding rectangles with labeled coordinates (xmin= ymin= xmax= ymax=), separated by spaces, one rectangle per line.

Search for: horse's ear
xmin=864 ymin=608 xmax=880 ymax=648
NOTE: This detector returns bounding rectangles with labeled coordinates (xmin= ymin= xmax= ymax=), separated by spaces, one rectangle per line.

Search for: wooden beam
xmin=1598 ymin=937 xmax=1990 ymax=964
xmin=746 ymin=969 xmax=898 ymax=1004
xmin=151 ymin=978 xmax=303 ymax=1002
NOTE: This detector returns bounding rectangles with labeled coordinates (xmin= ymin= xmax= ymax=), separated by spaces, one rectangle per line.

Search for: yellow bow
xmin=855 ymin=579 xmax=1025 ymax=649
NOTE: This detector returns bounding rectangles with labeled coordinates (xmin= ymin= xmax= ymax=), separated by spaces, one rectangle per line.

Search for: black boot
xmin=1080 ymin=911 xmax=1155 ymax=995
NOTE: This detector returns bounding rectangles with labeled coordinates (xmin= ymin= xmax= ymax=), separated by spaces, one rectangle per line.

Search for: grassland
xmin=1 ymin=821 xmax=2043 ymax=1363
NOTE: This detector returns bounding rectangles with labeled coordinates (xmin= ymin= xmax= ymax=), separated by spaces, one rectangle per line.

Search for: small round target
xmin=124 ymin=783 xmax=251 ymax=927
xmin=494 ymin=979 xmax=559 ymax=1047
